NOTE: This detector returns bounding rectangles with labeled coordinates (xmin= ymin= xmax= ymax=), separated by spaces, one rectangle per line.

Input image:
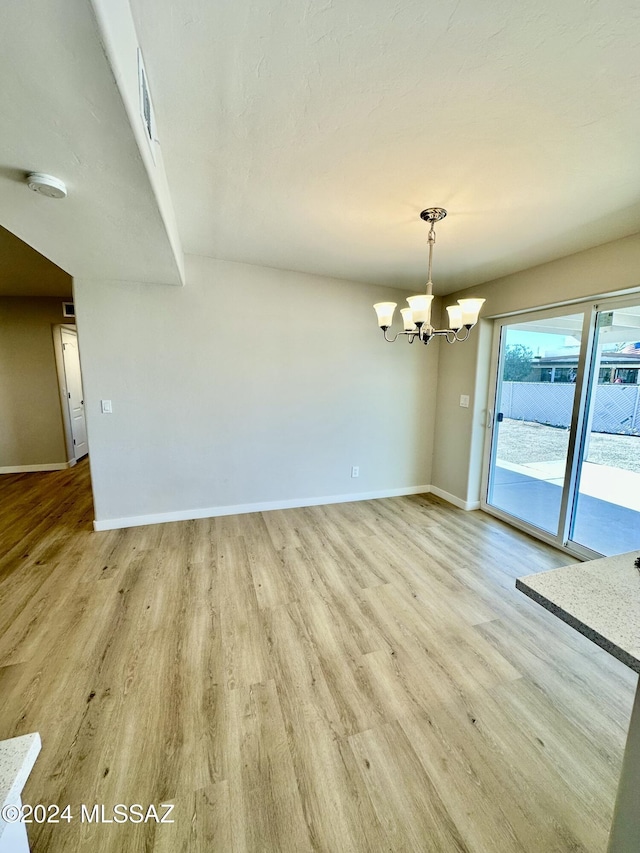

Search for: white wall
xmin=74 ymin=255 xmax=439 ymax=527
xmin=0 ymin=297 xmax=73 ymax=469
xmin=432 ymin=232 xmax=640 ymax=505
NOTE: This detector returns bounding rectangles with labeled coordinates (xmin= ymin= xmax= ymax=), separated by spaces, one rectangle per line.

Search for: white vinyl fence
xmin=500 ymin=382 xmax=640 ymax=435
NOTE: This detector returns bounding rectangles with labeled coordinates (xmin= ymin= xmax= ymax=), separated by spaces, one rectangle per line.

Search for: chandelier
xmin=373 ymin=208 xmax=484 ymax=345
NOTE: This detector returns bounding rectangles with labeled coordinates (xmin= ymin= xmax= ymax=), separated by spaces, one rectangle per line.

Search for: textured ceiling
xmin=0 ymin=0 xmax=182 ymax=287
xmin=130 ymin=0 xmax=640 ymax=293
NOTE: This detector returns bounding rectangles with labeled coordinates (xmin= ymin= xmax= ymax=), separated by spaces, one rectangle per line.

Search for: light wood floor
xmin=0 ymin=461 xmax=636 ymax=852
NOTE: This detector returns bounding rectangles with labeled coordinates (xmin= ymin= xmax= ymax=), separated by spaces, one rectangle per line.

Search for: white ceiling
xmin=512 ymin=305 xmax=640 ymax=344
xmin=0 ymin=0 xmax=182 ymax=286
xmin=130 ymin=0 xmax=640 ymax=294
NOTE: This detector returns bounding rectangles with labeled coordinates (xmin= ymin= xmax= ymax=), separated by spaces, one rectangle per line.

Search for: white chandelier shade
xmin=374 ymin=296 xmax=484 ymax=333
xmin=445 ymin=304 xmax=463 ymax=331
xmin=400 ymin=307 xmax=417 ymax=331
xmin=406 ymin=294 xmax=433 ymax=327
xmin=372 ymin=302 xmax=397 ymax=328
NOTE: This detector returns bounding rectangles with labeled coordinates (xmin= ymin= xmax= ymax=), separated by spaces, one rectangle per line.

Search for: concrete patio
xmin=491 ymin=460 xmax=640 ymax=555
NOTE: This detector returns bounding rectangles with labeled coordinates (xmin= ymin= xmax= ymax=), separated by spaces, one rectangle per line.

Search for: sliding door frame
xmin=564 ymin=293 xmax=640 ymax=557
xmin=482 ymin=292 xmax=640 ymax=559
xmin=480 ymin=302 xmax=597 ymax=559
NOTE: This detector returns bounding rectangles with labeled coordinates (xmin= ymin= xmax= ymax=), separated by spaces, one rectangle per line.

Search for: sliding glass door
xmin=483 ymin=298 xmax=640 ymax=557
xmin=568 ymin=304 xmax=640 ymax=555
xmin=486 ymin=310 xmax=587 ymax=538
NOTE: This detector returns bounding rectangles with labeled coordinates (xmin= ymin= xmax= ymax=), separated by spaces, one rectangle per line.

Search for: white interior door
xmin=61 ymin=328 xmax=88 ymax=460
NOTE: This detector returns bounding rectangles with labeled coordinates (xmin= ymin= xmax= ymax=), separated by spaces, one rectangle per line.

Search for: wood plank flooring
xmin=0 ymin=461 xmax=636 ymax=852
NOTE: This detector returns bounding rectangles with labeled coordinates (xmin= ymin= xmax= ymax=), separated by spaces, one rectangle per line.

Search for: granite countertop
xmin=0 ymin=732 xmax=41 ymax=835
xmin=517 ymin=550 xmax=640 ymax=674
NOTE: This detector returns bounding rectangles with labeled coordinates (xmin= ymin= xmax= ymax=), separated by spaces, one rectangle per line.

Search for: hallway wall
xmin=0 ymin=296 xmax=74 ymax=471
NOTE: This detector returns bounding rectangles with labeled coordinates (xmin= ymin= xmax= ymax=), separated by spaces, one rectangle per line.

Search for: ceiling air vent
xmin=137 ymin=48 xmax=157 ymax=163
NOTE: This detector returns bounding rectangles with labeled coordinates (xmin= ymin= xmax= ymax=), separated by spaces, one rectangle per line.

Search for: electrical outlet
xmin=351 ymin=466 xmax=359 ymax=478
xmin=459 ymin=394 xmax=470 ymax=408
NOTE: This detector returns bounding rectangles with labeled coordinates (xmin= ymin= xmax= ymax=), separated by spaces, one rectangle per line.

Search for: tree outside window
xmin=503 ymin=344 xmax=534 ymax=382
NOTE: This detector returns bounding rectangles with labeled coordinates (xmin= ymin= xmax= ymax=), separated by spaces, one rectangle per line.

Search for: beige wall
xmin=74 ymin=255 xmax=440 ymax=526
xmin=0 ymin=297 xmax=74 ymax=468
xmin=432 ymin=232 xmax=640 ymax=505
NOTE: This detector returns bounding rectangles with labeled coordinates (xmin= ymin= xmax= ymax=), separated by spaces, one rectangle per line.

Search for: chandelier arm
xmin=380 ymin=327 xmax=475 ymax=345
xmin=431 ymin=328 xmax=457 ymax=344
xmin=383 ymin=328 xmax=401 ymax=342
xmin=404 ymin=330 xmax=421 ymax=343
xmin=453 ymin=326 xmax=472 ymax=342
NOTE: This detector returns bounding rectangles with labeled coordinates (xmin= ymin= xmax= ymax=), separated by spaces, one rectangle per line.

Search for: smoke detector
xmin=26 ymin=172 xmax=67 ymax=199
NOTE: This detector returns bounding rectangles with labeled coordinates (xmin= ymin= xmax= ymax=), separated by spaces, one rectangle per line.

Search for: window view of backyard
xmin=498 ymin=419 xmax=640 ymax=474
xmin=488 ymin=307 xmax=640 ymax=556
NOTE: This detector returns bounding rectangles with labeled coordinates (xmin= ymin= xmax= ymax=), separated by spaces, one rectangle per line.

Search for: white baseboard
xmin=0 ymin=460 xmax=76 ymax=474
xmin=429 ymin=485 xmax=480 ymax=511
xmin=93 ymin=484 xmax=432 ymax=531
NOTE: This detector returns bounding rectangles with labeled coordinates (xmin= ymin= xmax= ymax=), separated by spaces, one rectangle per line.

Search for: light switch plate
xmin=459 ymin=394 xmax=470 ymax=408
xmin=101 ymin=399 xmax=112 ymax=414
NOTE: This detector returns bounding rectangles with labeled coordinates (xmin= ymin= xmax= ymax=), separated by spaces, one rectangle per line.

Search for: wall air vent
xmin=62 ymin=302 xmax=75 ymax=318
xmin=137 ymin=48 xmax=157 ymax=164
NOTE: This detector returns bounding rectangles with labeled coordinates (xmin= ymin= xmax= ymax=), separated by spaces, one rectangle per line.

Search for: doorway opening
xmin=0 ymin=222 xmax=94 ymax=528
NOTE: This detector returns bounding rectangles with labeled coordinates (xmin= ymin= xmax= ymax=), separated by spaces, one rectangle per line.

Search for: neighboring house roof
xmin=533 ymin=351 xmax=640 ymax=365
